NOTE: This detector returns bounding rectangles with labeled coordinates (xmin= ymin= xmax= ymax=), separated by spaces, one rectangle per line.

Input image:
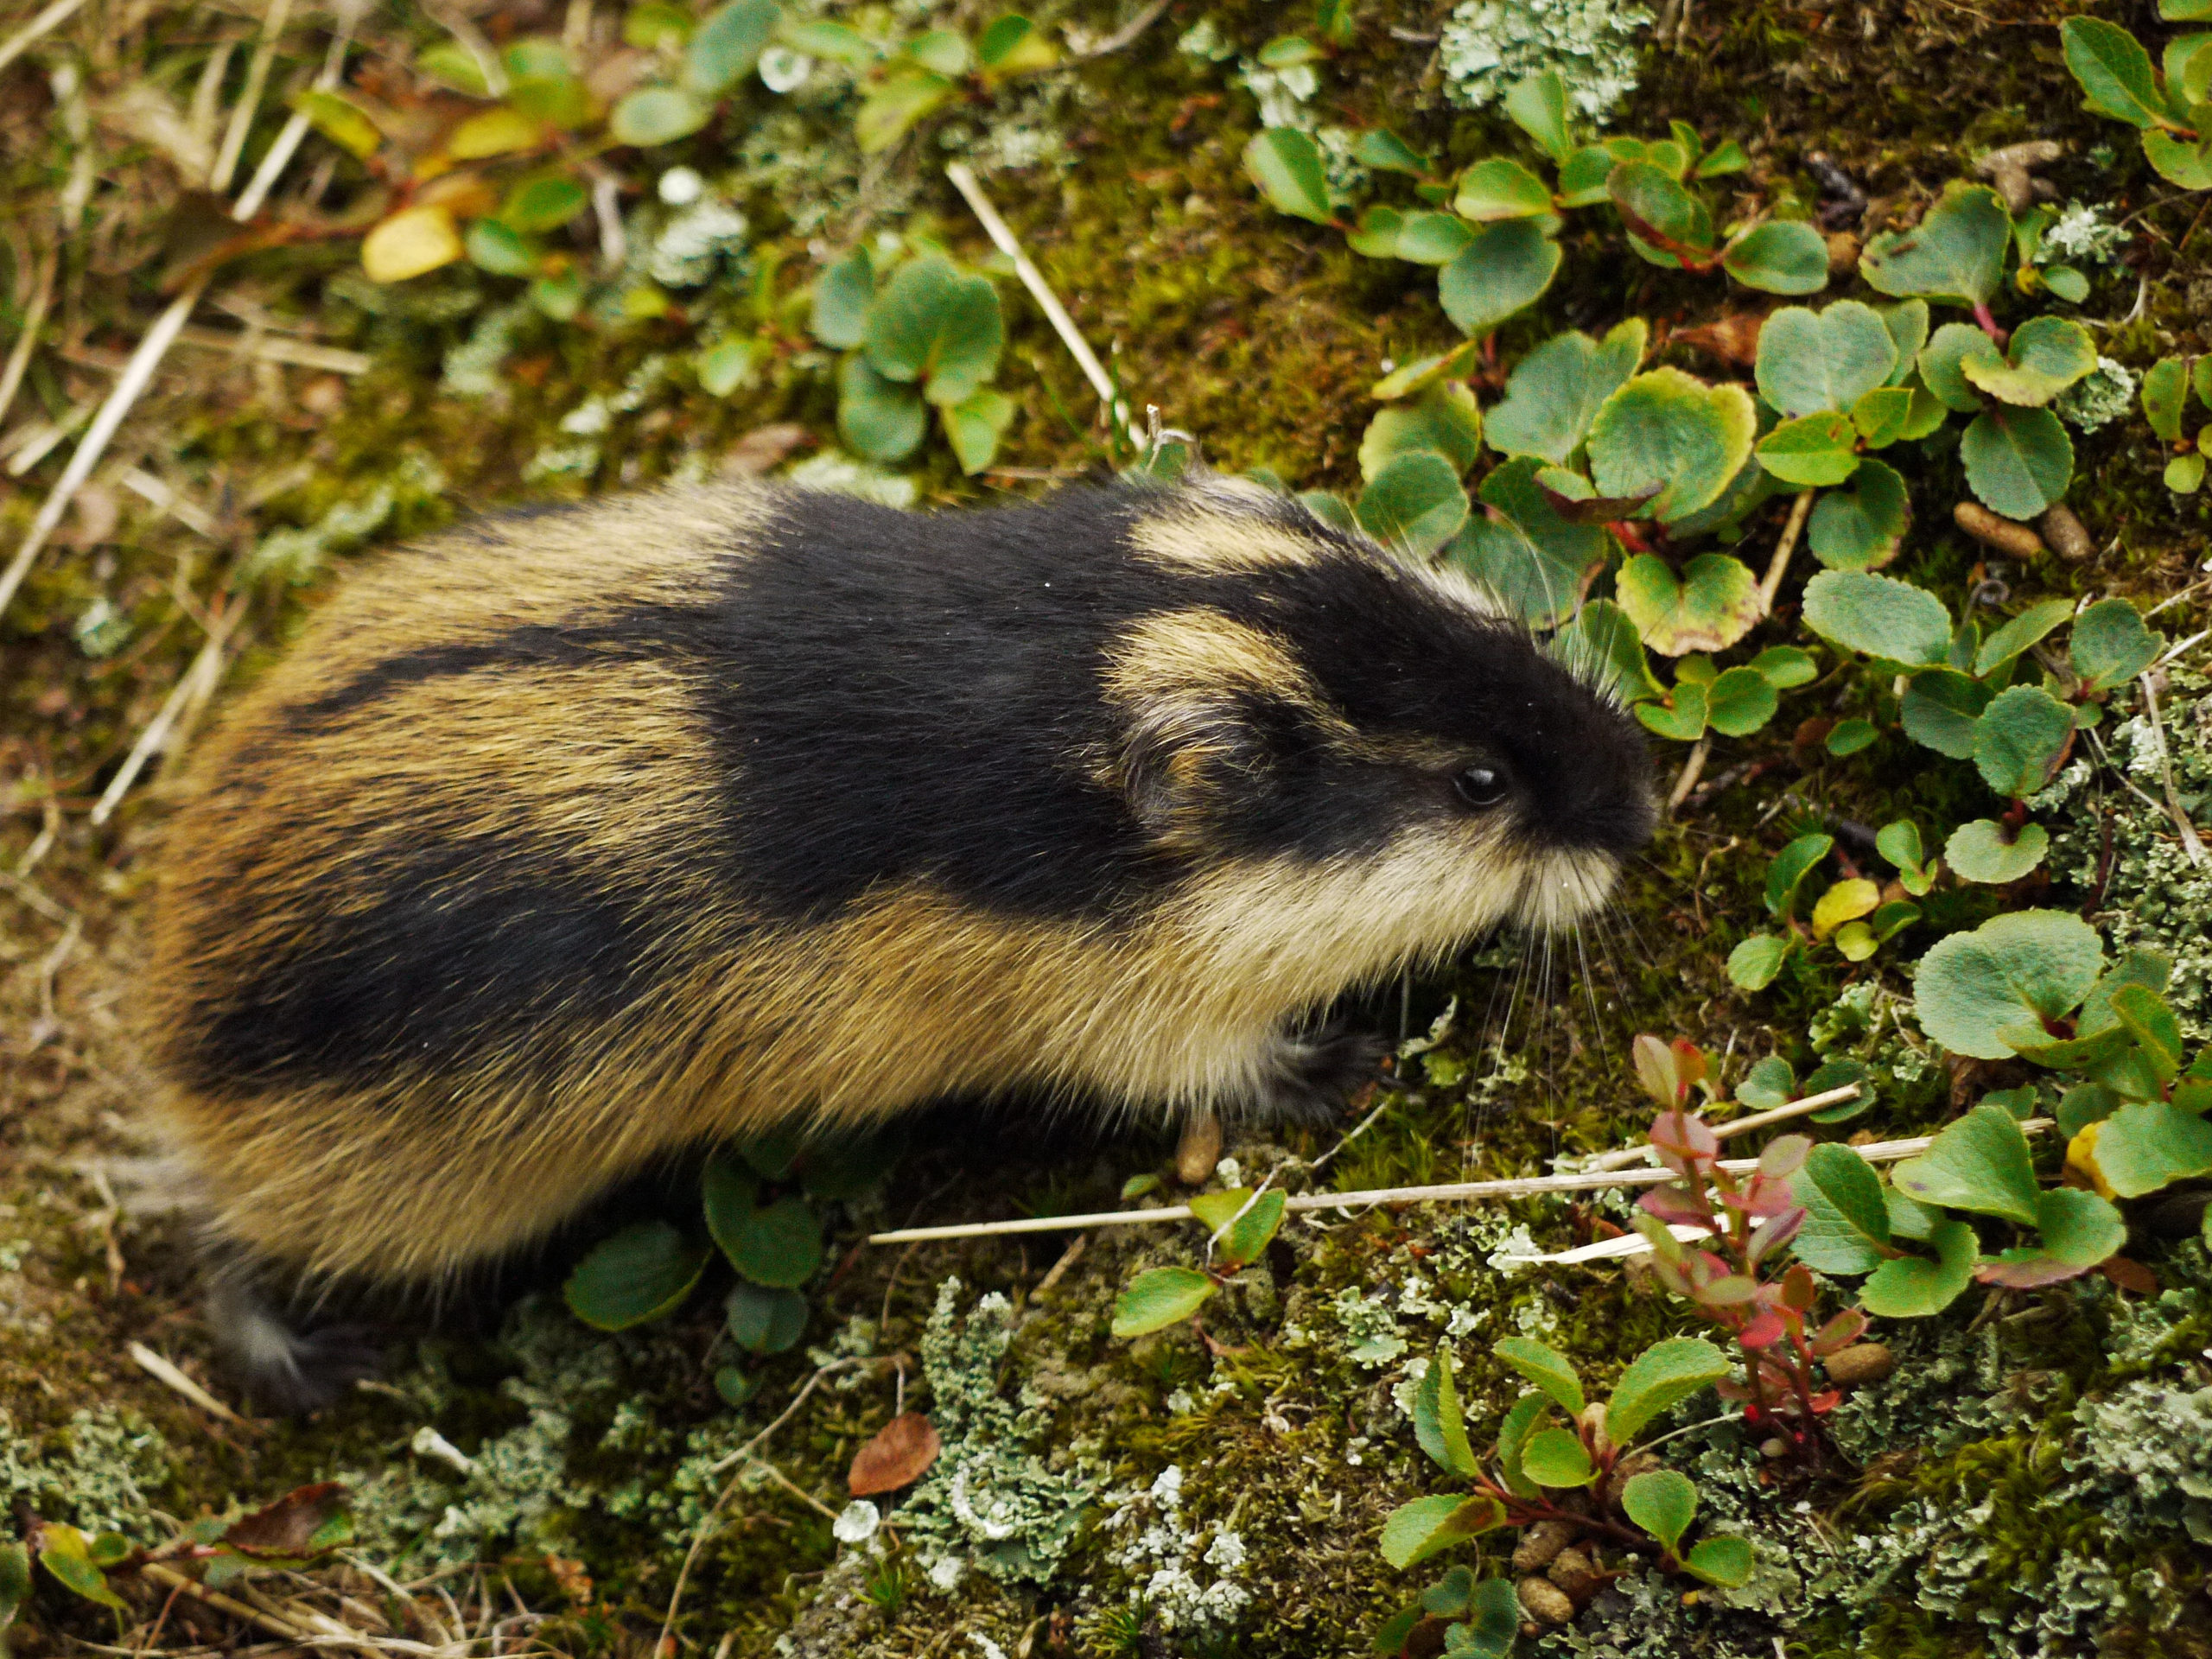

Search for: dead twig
xmin=2137 ymin=671 xmax=2207 ymax=867
xmin=0 ymin=0 xmax=92 ymax=78
xmin=1758 ymin=488 xmax=1816 ymax=615
xmin=128 ymin=1341 xmax=251 ymax=1428
xmin=0 ymin=243 xmax=56 ymax=431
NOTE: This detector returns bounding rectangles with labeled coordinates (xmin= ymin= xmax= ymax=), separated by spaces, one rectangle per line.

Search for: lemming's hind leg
xmin=199 ymin=1240 xmax=385 ymax=1415
xmin=1245 ymin=1019 xmax=1387 ymax=1127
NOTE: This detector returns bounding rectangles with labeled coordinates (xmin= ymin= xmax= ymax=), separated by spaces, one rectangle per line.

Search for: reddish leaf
xmin=1738 ymin=1173 xmax=1800 ymax=1219
xmin=1749 ymin=1210 xmax=1808 ymax=1268
xmin=848 ymin=1413 xmax=941 ymax=1497
xmin=1649 ymin=1109 xmax=1720 ymax=1177
xmin=1808 ymin=1307 xmax=1869 ymax=1356
xmin=1808 ymin=1389 xmax=1843 ymax=1415
xmin=1779 ymin=1262 xmax=1819 ymax=1313
xmin=2098 ymin=1255 xmax=2159 ymax=1295
xmin=1637 ymin=1184 xmax=1713 ymax=1228
xmin=1633 ymin=1034 xmax=1680 ymax=1108
xmin=221 ymin=1484 xmax=351 ymax=1559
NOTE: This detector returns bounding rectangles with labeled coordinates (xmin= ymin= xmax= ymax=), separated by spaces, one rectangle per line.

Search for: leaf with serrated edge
xmin=1890 ymin=1102 xmax=2042 ymax=1224
xmin=1606 ymin=1336 xmax=1731 ymax=1446
xmin=1621 ymin=1469 xmax=1698 ymax=1552
xmin=1491 ymin=1336 xmax=1586 ymax=1414
xmin=1859 ymin=1217 xmax=1978 ymax=1316
xmin=1756 ymin=302 xmax=1898 ymax=417
xmin=1916 ymin=908 xmax=2104 ymax=1060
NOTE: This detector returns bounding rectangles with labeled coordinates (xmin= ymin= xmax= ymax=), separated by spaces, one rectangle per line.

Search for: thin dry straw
xmin=868 ymin=1114 xmax=1980 ymax=1246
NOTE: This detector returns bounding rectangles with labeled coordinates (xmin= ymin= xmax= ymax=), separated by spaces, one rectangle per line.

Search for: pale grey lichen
xmin=0 ymin=1408 xmax=172 ymax=1541
xmin=440 ymin=299 xmax=531 ymax=399
xmin=2041 ymin=200 xmax=2133 ymax=269
xmin=1439 ymin=0 xmax=1654 ymax=122
xmin=897 ymin=1278 xmax=1101 ymax=1590
xmin=1098 ymin=1465 xmax=1253 ymax=1635
xmin=2050 ymin=677 xmax=2212 ymax=1039
xmin=639 ymin=197 xmax=751 ymax=289
xmin=2056 ymin=355 xmax=2137 ymax=433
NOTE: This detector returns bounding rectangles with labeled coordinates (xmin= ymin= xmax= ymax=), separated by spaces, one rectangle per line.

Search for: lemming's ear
xmin=1112 ymin=691 xmax=1267 ymax=838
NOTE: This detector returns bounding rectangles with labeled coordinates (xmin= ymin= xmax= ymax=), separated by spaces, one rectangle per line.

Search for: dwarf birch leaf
xmin=1485 ymin=321 xmax=1647 ymax=463
xmin=1492 ymin=1336 xmax=1585 ymax=1414
xmin=1496 ymin=1390 xmax=1549 ymax=1499
xmin=1900 ymin=669 xmax=1992 ymax=757
xmin=1379 ymin=1495 xmax=1503 ymax=1568
xmin=1393 ymin=212 xmax=1477 ymax=264
xmin=1351 ymin=128 xmax=1430 ymax=173
xmin=1961 ymin=404 xmax=2074 ymax=519
xmin=1439 ymin=219 xmax=1563 ymax=336
xmin=1622 ymin=1470 xmax=1698 ymax=1552
xmin=2071 ymin=1102 xmax=2212 ymax=1198
xmin=1111 ymin=1267 xmax=1215 ymax=1337
xmin=1707 ymin=664 xmax=1780 ymax=735
xmin=1973 ymin=684 xmax=2073 ymax=798
xmin=466 ymin=219 xmax=539 ymax=277
xmin=1720 ymin=219 xmax=1830 ymax=294
xmin=1852 ymin=386 xmax=1916 ymax=448
xmin=1945 ymin=819 xmax=2050 ymax=883
xmin=2169 ymin=452 xmax=2207 ymax=493
xmin=1891 ymin=1102 xmax=2042 ymax=1224
xmin=1765 ymin=831 xmax=1834 ymax=918
xmin=1914 ymin=908 xmax=2104 ymax=1059
xmin=1808 ymin=459 xmax=1910 ymax=569
xmin=1357 ymin=452 xmax=1470 ymax=556
xmin=1756 ymin=302 xmax=1897 ymax=416
xmin=1811 ymin=878 xmax=1880 ymax=938
xmin=1757 ymin=411 xmax=1861 ymax=486
xmin=1520 ymin=1428 xmax=1597 ymax=1488
xmin=1413 ymin=1347 xmax=1482 ymax=1478
xmin=1607 ymin=1337 xmax=1731 ymax=1446
xmin=2061 ymin=16 xmax=2165 ymax=127
xmin=1615 ymin=553 xmax=1760 ymax=656
xmin=1448 ymin=458 xmax=1607 ymax=626
xmin=1960 ymin=316 xmax=2099 ymax=407
xmin=726 ymin=1281 xmax=808 ymax=1352
xmin=1790 ymin=1144 xmax=1891 ymax=1274
xmin=35 ymin=1527 xmax=124 ymax=1611
xmin=1917 ymin=323 xmax=1997 ymax=412
xmin=1977 ymin=1188 xmax=2127 ymax=1286
xmin=1244 ymin=128 xmax=1333 ymax=223
xmin=1360 ymin=384 xmax=1483 ymax=479
xmin=1587 ymin=370 xmax=1757 ymax=522
xmin=2144 ymin=356 xmax=2190 ymax=442
xmin=1976 ymin=599 xmax=2075 ymax=674
xmin=836 ymin=355 xmax=927 ymax=461
xmin=1861 ymin=185 xmax=2011 ymax=304
xmin=1802 ymin=570 xmax=1953 ymax=664
xmin=1452 ymin=158 xmax=1555 ymax=222
xmin=1727 ymin=933 xmax=1793 ymax=990
xmin=499 ymin=173 xmax=589 ymax=232
xmin=291 ymin=89 xmax=383 ymax=159
xmin=1609 ymin=161 xmax=1713 ymax=263
xmin=1504 ymin=70 xmax=1573 ymax=162
xmin=565 ymin=1222 xmax=709 ymax=1329
xmin=1859 ymin=1217 xmax=1978 ymax=1316
xmin=1685 ymin=1535 xmax=1756 ymax=1587
xmin=2142 ymin=130 xmax=2212 ymax=188
xmin=2071 ymin=597 xmax=2163 ymax=692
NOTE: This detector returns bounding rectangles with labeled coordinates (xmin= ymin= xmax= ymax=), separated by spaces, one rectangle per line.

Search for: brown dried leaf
xmin=848 ymin=1413 xmax=941 ymax=1497
xmin=721 ymin=423 xmax=814 ymax=476
xmin=220 ymin=1482 xmax=349 ymax=1558
xmin=1672 ymin=311 xmax=1765 ymax=369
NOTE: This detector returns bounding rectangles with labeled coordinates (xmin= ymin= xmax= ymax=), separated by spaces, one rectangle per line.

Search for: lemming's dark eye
xmin=1453 ymin=764 xmax=1509 ymax=810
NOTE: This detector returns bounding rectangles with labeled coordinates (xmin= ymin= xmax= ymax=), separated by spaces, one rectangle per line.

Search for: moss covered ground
xmin=3 ymin=0 xmax=2211 ymax=1655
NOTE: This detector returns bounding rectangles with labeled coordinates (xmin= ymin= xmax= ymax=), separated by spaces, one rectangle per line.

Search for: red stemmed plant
xmin=1625 ymin=1035 xmax=1867 ymax=1459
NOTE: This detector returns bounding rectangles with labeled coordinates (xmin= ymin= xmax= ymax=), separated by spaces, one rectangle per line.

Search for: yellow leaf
xmin=362 ymin=206 xmax=463 ymax=283
xmin=1833 ymin=919 xmax=1878 ymax=962
xmin=1809 ymin=878 xmax=1880 ymax=940
xmin=290 ymin=89 xmax=383 ymax=159
xmin=2065 ymin=1122 xmax=2117 ymax=1199
xmin=448 ymin=106 xmax=543 ymax=160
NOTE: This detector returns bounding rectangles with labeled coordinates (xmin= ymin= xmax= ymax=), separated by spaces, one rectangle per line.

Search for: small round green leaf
xmin=1945 ymin=818 xmax=2049 ymax=884
xmin=1861 ymin=186 xmax=2011 ymax=305
xmin=1756 ymin=411 xmax=1861 ymax=486
xmin=1961 ymin=404 xmax=2074 ymax=520
xmin=1859 ymin=1217 xmax=1978 ymax=1317
xmin=941 ymin=388 xmax=1015 ymax=475
xmin=1808 ymin=459 xmax=1910 ymax=570
xmin=1916 ymin=322 xmax=1995 ymax=413
xmin=1111 ymin=1266 xmax=1215 ymax=1337
xmin=1504 ymin=69 xmax=1573 ymax=162
xmin=1621 ymin=1469 xmax=1698 ymax=1552
xmin=721 ymin=1193 xmax=823 ymax=1287
xmin=1636 ymin=680 xmax=1708 ymax=741
xmin=2074 ymin=1101 xmax=2212 ymax=1198
xmin=685 ymin=0 xmax=780 ymax=96
xmin=1719 ymin=219 xmax=1830 ymax=295
xmin=499 ymin=172 xmax=590 ymax=232
xmin=2168 ymin=451 xmax=2207 ymax=494
xmin=1976 ymin=599 xmax=2075 ymax=675
xmin=1891 ymin=1101 xmax=2042 ymax=1224
xmin=2144 ymin=356 xmax=2190 ymax=442
xmin=1756 ymin=301 xmax=1899 ymax=417
xmin=1615 ymin=552 xmax=1760 ymax=657
xmin=1452 ymin=157 xmax=1555 ymax=222
xmin=1827 ymin=716 xmax=1878 ymax=755
xmin=1972 ymin=683 xmax=2073 ymax=798
xmin=837 ymin=354 xmax=928 ymax=462
xmin=1244 ymin=128 xmax=1333 ymax=224
xmin=1913 ymin=907 xmax=2104 ymax=1060
xmin=1802 ymin=569 xmax=1953 ymax=665
xmin=1707 ymin=664 xmax=1779 ymax=736
xmin=1587 ymin=370 xmax=1758 ymax=523
xmin=1790 ymin=1143 xmax=1891 ymax=1274
xmin=1391 ymin=211 xmax=1476 ymax=265
xmin=1491 ymin=1335 xmax=1586 ymax=1414
xmin=1484 ymin=321 xmax=1646 ymax=465
xmin=1901 ymin=668 xmax=1992 ymax=757
xmin=1959 ymin=316 xmax=2099 ymax=408
xmin=1519 ymin=1427 xmax=1596 ymax=1488
xmin=855 ymin=67 xmax=954 ymax=153
xmin=1438 ymin=219 xmax=1563 ymax=337
xmin=1684 ymin=1535 xmax=1756 ymax=1588
xmin=863 ymin=255 xmax=1004 ymax=404
xmin=35 ymin=1526 xmax=124 ymax=1611
xmin=1356 ymin=451 xmax=1470 ymax=556
xmin=466 ymin=218 xmax=539 ymax=277
xmin=563 ymin=1222 xmax=709 ymax=1330
xmin=1360 ymin=384 xmax=1483 ymax=479
xmin=726 ymin=1281 xmax=808 ymax=1352
xmin=2071 ymin=597 xmax=2163 ymax=693
xmin=1606 ymin=1336 xmax=1731 ymax=1446
xmin=1448 ymin=458 xmax=1609 ymax=627
xmin=1977 ymin=1188 xmax=2127 ymax=1286
xmin=1727 ymin=932 xmax=1793 ymax=990
xmin=611 ymin=84 xmax=712 ymax=146
xmin=1608 ymin=161 xmax=1713 ymax=263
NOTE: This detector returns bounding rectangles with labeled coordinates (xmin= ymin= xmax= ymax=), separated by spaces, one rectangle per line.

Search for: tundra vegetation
xmin=2 ymin=1 xmax=2212 ymax=1656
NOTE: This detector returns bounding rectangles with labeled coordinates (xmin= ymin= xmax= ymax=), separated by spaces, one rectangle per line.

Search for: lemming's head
xmin=1099 ymin=479 xmax=1656 ymax=963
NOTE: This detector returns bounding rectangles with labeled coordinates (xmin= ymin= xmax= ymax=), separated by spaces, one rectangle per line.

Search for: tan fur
xmin=147 ymin=481 xmax=1621 ymax=1288
xmin=1129 ymin=502 xmax=1325 ymax=575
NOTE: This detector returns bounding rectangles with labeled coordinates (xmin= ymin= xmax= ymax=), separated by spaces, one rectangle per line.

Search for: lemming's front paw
xmin=1249 ymin=1021 xmax=1386 ymax=1127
